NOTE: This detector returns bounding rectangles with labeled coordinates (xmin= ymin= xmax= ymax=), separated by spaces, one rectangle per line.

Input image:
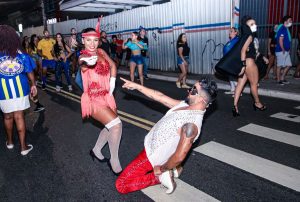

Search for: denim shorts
xmin=130 ymin=55 xmax=143 ymax=65
xmin=177 ymin=56 xmax=190 ymax=65
xmin=42 ymin=59 xmax=56 ymax=69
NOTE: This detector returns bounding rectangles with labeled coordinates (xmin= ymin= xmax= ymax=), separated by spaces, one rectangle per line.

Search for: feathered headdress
xmin=82 ymin=17 xmax=101 ymax=38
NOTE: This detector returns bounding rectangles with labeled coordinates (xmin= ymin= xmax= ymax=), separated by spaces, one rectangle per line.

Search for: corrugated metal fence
xmin=23 ymin=0 xmax=299 ymax=74
xmin=23 ymin=0 xmax=231 ymax=74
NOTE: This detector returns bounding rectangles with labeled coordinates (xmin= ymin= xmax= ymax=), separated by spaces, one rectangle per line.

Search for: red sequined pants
xmin=115 ymin=149 xmax=159 ymax=194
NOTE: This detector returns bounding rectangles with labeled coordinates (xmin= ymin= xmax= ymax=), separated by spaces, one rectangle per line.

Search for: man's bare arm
xmin=121 ymin=77 xmax=180 ymax=108
xmin=156 ymin=123 xmax=198 ymax=174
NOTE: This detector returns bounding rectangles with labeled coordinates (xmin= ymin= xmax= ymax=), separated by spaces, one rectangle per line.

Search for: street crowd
xmin=0 ymin=13 xmax=299 ymax=195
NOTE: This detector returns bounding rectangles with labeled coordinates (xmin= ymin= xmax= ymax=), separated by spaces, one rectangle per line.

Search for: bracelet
xmin=159 ymin=166 xmax=165 ymax=173
xmin=241 ymin=60 xmax=246 ymax=67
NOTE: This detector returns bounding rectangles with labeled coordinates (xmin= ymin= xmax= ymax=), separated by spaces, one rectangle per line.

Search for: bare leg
xmin=137 ymin=64 xmax=144 ymax=86
xmin=276 ymin=66 xmax=282 ymax=82
xmin=177 ymin=64 xmax=187 ymax=83
xmin=282 ymin=66 xmax=290 ymax=80
xmin=129 ymin=62 xmax=136 ymax=82
xmin=245 ymin=60 xmax=263 ymax=107
xmin=233 ymin=73 xmax=248 ymax=112
xmin=4 ymin=112 xmax=14 ymax=145
xmin=182 ymin=65 xmax=188 ymax=85
xmin=264 ymin=55 xmax=275 ymax=79
xmin=13 ymin=111 xmax=28 ymax=151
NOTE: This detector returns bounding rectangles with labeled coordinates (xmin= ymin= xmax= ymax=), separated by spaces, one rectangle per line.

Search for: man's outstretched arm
xmin=121 ymin=77 xmax=181 ymax=109
xmin=153 ymin=123 xmax=198 ymax=175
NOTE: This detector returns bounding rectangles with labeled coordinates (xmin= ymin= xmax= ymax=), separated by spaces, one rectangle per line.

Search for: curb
xmin=118 ymin=70 xmax=300 ymax=102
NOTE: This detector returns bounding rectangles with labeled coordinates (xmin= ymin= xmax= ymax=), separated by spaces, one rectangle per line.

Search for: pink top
xmin=81 ymin=49 xmax=116 ymax=118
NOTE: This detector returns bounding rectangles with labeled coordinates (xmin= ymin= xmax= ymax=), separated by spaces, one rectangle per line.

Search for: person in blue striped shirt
xmin=0 ymin=25 xmax=37 ymax=156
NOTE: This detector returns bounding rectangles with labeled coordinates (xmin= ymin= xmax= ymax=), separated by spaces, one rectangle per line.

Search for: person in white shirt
xmin=116 ymin=77 xmax=217 ymax=194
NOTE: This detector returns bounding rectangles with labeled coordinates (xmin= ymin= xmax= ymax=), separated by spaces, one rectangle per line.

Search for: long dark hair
xmin=241 ymin=15 xmax=253 ymax=36
xmin=0 ymin=25 xmax=22 ymax=57
xmin=132 ymin=32 xmax=141 ymax=41
xmin=29 ymin=34 xmax=37 ymax=51
xmin=53 ymin=33 xmax=67 ymax=57
xmin=177 ymin=33 xmax=188 ymax=46
xmin=22 ymin=36 xmax=29 ymax=52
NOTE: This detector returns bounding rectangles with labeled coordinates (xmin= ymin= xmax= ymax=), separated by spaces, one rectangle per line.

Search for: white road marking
xmin=238 ymin=123 xmax=300 ymax=147
xmin=270 ymin=112 xmax=300 ymax=123
xmin=194 ymin=141 xmax=300 ymax=192
xmin=142 ymin=179 xmax=220 ymax=202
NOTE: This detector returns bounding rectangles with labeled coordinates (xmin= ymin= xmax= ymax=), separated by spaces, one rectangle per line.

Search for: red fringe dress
xmin=81 ymin=49 xmax=116 ymax=118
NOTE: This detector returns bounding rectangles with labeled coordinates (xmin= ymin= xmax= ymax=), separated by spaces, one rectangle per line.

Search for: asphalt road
xmin=0 ymin=76 xmax=299 ymax=202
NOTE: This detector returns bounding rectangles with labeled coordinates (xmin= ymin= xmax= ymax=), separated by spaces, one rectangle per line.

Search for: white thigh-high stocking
xmin=92 ymin=128 xmax=109 ymax=160
xmin=106 ymin=117 xmax=123 ymax=173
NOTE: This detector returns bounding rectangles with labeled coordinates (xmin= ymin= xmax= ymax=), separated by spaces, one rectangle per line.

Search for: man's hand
xmin=153 ymin=166 xmax=162 ymax=176
xmin=120 ymin=77 xmax=138 ymax=90
xmin=263 ymin=56 xmax=269 ymax=64
xmin=79 ymin=55 xmax=98 ymax=66
xmin=30 ymin=85 xmax=37 ymax=97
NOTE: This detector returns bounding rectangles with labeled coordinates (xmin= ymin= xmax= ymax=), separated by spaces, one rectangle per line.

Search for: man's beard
xmin=184 ymin=97 xmax=190 ymax=104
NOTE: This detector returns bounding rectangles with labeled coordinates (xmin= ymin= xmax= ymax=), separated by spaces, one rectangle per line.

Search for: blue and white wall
xmin=24 ymin=0 xmax=232 ymax=74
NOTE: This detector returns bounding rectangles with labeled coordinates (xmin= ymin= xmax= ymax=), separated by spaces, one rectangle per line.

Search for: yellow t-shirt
xmin=37 ymin=38 xmax=55 ymax=60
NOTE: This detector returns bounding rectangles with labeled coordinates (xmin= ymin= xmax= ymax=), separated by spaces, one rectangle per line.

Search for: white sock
xmin=93 ymin=128 xmax=109 ymax=160
xmin=107 ymin=121 xmax=122 ymax=173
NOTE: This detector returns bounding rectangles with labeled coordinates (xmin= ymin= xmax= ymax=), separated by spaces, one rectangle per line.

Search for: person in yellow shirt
xmin=37 ymin=30 xmax=56 ymax=90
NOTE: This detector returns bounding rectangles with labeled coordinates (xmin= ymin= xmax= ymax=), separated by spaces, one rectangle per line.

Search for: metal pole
xmin=283 ymin=0 xmax=288 ymax=16
xmin=230 ymin=0 xmax=233 ymax=28
xmin=41 ymin=0 xmax=47 ymax=30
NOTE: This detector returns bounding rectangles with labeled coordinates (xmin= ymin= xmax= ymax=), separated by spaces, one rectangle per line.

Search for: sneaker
xmin=176 ymin=81 xmax=181 ymax=88
xmin=173 ymin=167 xmax=183 ymax=178
xmin=282 ymin=80 xmax=290 ymax=84
xmin=6 ymin=141 xmax=14 ymax=149
xmin=21 ymin=144 xmax=33 ymax=156
xmin=68 ymin=85 xmax=73 ymax=92
xmin=224 ymin=91 xmax=235 ymax=95
xmin=181 ymin=84 xmax=191 ymax=89
xmin=42 ymin=84 xmax=46 ymax=90
xmin=144 ymin=75 xmax=149 ymax=80
xmin=33 ymin=104 xmax=45 ymax=113
xmin=56 ymin=85 xmax=61 ymax=92
xmin=278 ymin=81 xmax=285 ymax=85
xmin=159 ymin=171 xmax=176 ymax=194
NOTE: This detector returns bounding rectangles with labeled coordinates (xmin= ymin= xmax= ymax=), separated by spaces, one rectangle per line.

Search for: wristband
xmin=241 ymin=60 xmax=246 ymax=67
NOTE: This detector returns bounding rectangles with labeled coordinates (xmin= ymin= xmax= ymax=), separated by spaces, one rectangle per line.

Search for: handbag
xmin=215 ymin=35 xmax=249 ymax=77
xmin=255 ymin=54 xmax=268 ymax=80
xmin=75 ymin=67 xmax=83 ymax=90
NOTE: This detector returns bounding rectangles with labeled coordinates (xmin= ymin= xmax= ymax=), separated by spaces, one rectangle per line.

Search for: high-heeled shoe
xmin=107 ymin=160 xmax=122 ymax=176
xmin=232 ymin=106 xmax=240 ymax=117
xmin=89 ymin=150 xmax=109 ymax=163
xmin=253 ymin=103 xmax=267 ymax=111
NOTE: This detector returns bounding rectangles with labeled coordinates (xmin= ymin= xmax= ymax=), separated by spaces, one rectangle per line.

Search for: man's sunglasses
xmin=188 ymin=86 xmax=198 ymax=95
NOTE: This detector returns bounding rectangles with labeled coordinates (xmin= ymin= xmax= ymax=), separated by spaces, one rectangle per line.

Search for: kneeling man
xmin=116 ymin=77 xmax=217 ymax=194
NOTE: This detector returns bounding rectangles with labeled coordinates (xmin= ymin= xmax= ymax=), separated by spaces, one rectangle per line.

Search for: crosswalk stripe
xmin=238 ymin=123 xmax=300 ymax=147
xmin=142 ymin=179 xmax=220 ymax=202
xmin=295 ymin=106 xmax=300 ymax=109
xmin=194 ymin=141 xmax=300 ymax=192
xmin=270 ymin=112 xmax=300 ymax=123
